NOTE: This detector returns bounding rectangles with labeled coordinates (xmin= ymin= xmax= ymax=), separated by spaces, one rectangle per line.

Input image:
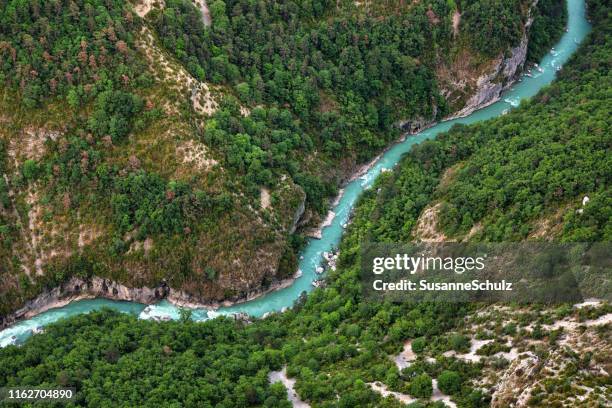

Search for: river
xmin=0 ymin=0 xmax=591 ymax=347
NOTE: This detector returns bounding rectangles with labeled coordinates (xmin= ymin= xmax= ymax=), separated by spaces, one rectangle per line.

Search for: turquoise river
xmin=0 ymin=0 xmax=591 ymax=347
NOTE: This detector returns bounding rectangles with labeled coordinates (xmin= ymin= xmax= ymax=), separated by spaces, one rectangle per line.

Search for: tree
xmin=437 ymin=370 xmax=462 ymax=395
xmin=178 ymin=308 xmax=193 ymax=322
xmin=449 ymin=334 xmax=470 ymax=352
xmin=411 ymin=337 xmax=426 ymax=353
xmin=409 ymin=373 xmax=432 ymax=399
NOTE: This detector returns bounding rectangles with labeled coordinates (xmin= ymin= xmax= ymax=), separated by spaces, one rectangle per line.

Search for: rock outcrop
xmin=447 ymin=1 xmax=538 ymax=119
xmin=448 ymin=36 xmax=529 ymax=119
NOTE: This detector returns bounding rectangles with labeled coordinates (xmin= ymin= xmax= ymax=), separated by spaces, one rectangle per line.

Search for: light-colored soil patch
xmin=445 ymin=338 xmax=494 ymax=363
xmin=394 ymin=340 xmax=417 ymax=370
xmin=452 ymin=11 xmax=461 ymax=37
xmin=26 ymin=189 xmax=44 ymax=275
xmin=78 ymin=224 xmax=102 ymax=248
xmin=192 ymin=0 xmax=211 ymax=26
xmin=528 ymin=205 xmax=568 ymax=239
xmin=134 ymin=0 xmax=164 ymax=18
xmin=128 ymin=237 xmax=154 ymax=255
xmin=239 ymin=106 xmax=251 ymax=116
xmin=268 ymin=367 xmax=310 ymax=408
xmin=432 ymin=379 xmax=457 ymax=408
xmin=491 ymin=351 xmax=540 ymax=407
xmin=176 ymin=140 xmax=218 ymax=172
xmin=438 ymin=163 xmax=462 ymax=190
xmin=260 ymin=188 xmax=271 ymax=210
xmin=7 ymin=127 xmax=61 ymax=166
xmin=414 ymin=202 xmax=448 ymax=242
xmin=21 ymin=186 xmax=75 ymax=277
xmin=368 ymin=382 xmax=416 ymax=405
xmin=136 ymin=26 xmax=218 ymax=116
xmin=574 ymin=298 xmax=603 ymax=309
xmin=459 ymin=304 xmax=612 ymax=407
xmin=544 ymin=312 xmax=612 ymax=333
xmin=462 ymin=222 xmax=482 ymax=241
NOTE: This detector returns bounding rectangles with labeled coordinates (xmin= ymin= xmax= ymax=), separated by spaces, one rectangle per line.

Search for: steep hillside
xmin=0 ymin=0 xmax=565 ymax=320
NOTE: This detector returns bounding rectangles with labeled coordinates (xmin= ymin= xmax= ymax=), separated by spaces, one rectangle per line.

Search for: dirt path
xmin=268 ymin=367 xmax=310 ymax=407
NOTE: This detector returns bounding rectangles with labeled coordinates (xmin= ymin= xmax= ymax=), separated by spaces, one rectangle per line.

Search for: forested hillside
xmin=352 ymin=3 xmax=609 ymax=243
xmin=0 ymin=1 xmax=609 ymax=407
xmin=0 ymin=0 xmax=563 ymax=318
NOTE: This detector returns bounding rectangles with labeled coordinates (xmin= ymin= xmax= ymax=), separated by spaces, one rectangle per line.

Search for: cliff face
xmin=0 ymin=271 xmax=305 ymax=330
xmin=447 ymin=35 xmax=528 ymax=119
xmin=444 ymin=1 xmax=538 ymax=119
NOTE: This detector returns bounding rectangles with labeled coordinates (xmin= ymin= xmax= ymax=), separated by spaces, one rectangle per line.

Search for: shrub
xmin=412 ymin=337 xmax=427 ymax=354
xmin=409 ymin=373 xmax=432 ymax=398
xmin=449 ymin=334 xmax=470 ymax=352
xmin=437 ymin=370 xmax=462 ymax=395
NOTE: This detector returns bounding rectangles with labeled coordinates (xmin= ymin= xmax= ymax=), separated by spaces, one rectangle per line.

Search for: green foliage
xmin=0 ymin=0 xmax=144 ymax=106
xmin=21 ymin=159 xmax=39 ymax=181
xmin=502 ymin=323 xmax=517 ymax=336
xmin=88 ymin=89 xmax=144 ymax=142
xmin=0 ymin=3 xmax=605 ymax=408
xmin=0 ymin=310 xmax=286 ymax=406
xmin=0 ymin=0 xmax=545 ymax=316
xmin=352 ymin=5 xmax=611 ymax=242
xmin=204 ymin=100 xmax=311 ymax=194
xmin=449 ymin=333 xmax=470 ymax=352
xmin=476 ymin=341 xmax=510 ymax=356
xmin=111 ymin=170 xmax=226 ymax=238
xmin=527 ymin=0 xmax=568 ymax=62
xmin=412 ymin=337 xmax=428 ymax=353
xmin=0 ymin=141 xmax=13 ymax=253
xmin=438 ymin=370 xmax=463 ymax=395
xmin=460 ymin=0 xmax=523 ymax=56
xmin=205 ymin=266 xmax=217 ymax=281
xmin=146 ymin=0 xmax=516 ymax=207
xmin=178 ymin=307 xmax=193 ymax=322
xmin=410 ymin=372 xmax=433 ymax=398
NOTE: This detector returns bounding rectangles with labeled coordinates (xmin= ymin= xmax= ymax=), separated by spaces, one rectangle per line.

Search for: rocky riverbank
xmin=0 ymin=270 xmax=302 ymax=331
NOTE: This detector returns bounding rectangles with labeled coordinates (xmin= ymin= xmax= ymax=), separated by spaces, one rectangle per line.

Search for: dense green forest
xmin=148 ymin=0 xmax=450 ymax=193
xmin=0 ymin=1 xmax=608 ymax=407
xmin=0 ymin=0 xmax=145 ymax=107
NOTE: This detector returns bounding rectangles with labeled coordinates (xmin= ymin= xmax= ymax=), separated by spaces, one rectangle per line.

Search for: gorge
xmin=0 ymin=0 xmax=591 ymax=347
